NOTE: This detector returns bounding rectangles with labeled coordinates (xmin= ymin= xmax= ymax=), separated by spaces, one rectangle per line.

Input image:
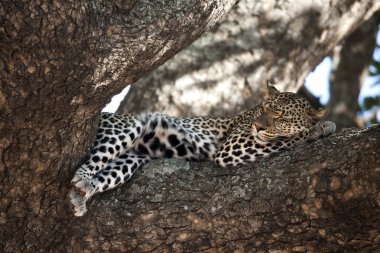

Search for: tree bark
xmin=0 ymin=0 xmax=237 ymax=251
xmin=117 ymin=0 xmax=380 ymax=117
xmin=1 ymin=1 xmax=380 ymax=252
xmin=72 ymin=125 xmax=380 ymax=252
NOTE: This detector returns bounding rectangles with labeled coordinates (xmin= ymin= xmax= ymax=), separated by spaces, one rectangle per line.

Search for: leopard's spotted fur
xmin=70 ymin=83 xmax=336 ymax=216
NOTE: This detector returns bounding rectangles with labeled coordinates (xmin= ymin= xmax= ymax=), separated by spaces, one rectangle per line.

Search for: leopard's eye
xmin=267 ymin=109 xmax=283 ymax=119
xmin=263 ymin=102 xmax=284 ymax=119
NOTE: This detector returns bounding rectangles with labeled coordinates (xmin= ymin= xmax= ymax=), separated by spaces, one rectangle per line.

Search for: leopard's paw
xmin=319 ymin=121 xmax=336 ymax=137
xmin=308 ymin=121 xmax=336 ymax=141
xmin=69 ymin=189 xmax=88 ymax=217
xmin=69 ymin=177 xmax=96 ymax=216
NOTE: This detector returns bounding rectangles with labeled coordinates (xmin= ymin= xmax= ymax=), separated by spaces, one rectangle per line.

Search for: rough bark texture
xmin=117 ymin=0 xmax=380 ymax=117
xmin=1 ymin=0 xmax=380 ymax=252
xmin=74 ymin=125 xmax=380 ymax=252
xmin=0 ymin=0 xmax=237 ymax=251
xmin=328 ymin=11 xmax=380 ymax=129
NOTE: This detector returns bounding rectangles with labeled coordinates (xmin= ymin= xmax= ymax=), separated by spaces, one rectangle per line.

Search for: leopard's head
xmin=252 ymin=81 xmax=328 ymax=142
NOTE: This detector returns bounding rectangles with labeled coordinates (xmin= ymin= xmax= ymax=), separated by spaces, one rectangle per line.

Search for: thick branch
xmin=69 ymin=125 xmax=380 ymax=252
xmin=117 ymin=0 xmax=380 ymax=116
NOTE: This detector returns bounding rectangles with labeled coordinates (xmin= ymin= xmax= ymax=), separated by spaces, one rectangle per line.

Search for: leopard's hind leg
xmin=72 ymin=114 xmax=141 ymax=187
xmin=70 ymin=152 xmax=150 ymax=216
xmin=70 ymin=113 xmax=142 ymax=216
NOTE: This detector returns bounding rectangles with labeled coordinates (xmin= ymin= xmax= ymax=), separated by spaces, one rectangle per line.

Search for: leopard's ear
xmin=308 ymin=107 xmax=329 ymax=120
xmin=264 ymin=80 xmax=280 ymax=99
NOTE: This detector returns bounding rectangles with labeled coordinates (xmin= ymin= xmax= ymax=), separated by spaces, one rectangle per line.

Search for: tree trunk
xmin=0 ymin=1 xmax=237 ymax=251
xmin=117 ymin=0 xmax=380 ymax=117
xmin=328 ymin=11 xmax=380 ymax=129
xmin=1 ymin=1 xmax=380 ymax=252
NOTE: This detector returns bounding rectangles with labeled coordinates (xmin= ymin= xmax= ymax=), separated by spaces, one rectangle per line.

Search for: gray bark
xmin=117 ymin=0 xmax=380 ymax=117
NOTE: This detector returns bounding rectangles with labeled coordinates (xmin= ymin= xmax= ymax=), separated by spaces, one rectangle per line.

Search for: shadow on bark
xmin=118 ymin=2 xmax=379 ymax=117
xmin=118 ymin=6 xmax=327 ymax=116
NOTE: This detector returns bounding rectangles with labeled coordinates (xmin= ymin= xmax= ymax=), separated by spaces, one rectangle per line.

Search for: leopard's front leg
xmin=304 ymin=121 xmax=336 ymax=142
xmin=214 ymin=121 xmax=336 ymax=167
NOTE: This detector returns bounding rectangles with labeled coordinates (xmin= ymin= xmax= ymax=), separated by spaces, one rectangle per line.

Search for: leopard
xmin=70 ymin=82 xmax=336 ymax=216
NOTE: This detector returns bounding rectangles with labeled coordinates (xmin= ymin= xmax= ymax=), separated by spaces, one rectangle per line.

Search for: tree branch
xmin=69 ymin=125 xmax=380 ymax=252
xmin=117 ymin=0 xmax=380 ymax=116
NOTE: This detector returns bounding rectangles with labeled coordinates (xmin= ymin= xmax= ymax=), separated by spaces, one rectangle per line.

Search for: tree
xmin=0 ymin=1 xmax=379 ymax=252
xmin=328 ymin=11 xmax=380 ymax=129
